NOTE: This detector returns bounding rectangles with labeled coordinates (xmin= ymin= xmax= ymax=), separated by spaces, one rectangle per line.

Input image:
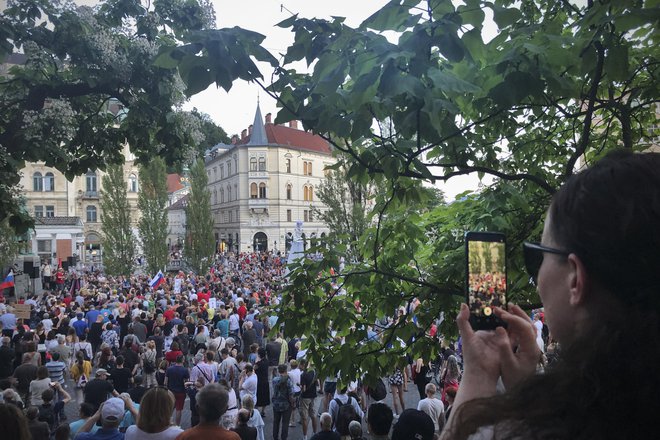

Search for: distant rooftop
xmin=34 ymin=216 xmax=82 ymax=226
xmin=168 ymin=194 xmax=189 ymax=211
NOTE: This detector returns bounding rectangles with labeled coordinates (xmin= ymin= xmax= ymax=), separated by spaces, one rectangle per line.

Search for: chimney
xmin=289 ymin=120 xmax=298 ymax=129
xmin=241 ymin=129 xmax=248 ymax=140
xmin=265 ymin=113 xmax=272 ymax=124
xmin=231 ymin=135 xmax=238 ymax=144
xmin=248 ymin=124 xmax=253 ymax=135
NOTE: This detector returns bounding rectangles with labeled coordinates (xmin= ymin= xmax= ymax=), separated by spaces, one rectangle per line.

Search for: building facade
xmin=18 ymin=144 xmax=140 ymax=267
xmin=205 ymin=105 xmax=335 ymax=253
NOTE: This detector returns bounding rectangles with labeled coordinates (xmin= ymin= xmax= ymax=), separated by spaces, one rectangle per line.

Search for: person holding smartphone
xmin=442 ymin=151 xmax=660 ymax=439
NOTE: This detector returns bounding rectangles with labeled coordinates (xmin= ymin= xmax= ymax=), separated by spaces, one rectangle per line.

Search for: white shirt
xmin=288 ymin=368 xmax=302 ymax=393
xmin=418 ymin=397 xmax=445 ymax=431
xmin=124 ymin=425 xmax=183 ymax=440
xmin=240 ymin=373 xmax=258 ymax=402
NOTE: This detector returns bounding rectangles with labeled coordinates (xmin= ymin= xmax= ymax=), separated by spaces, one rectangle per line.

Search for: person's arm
xmin=121 ymin=394 xmax=139 ymax=421
xmin=77 ymin=404 xmax=102 ymax=434
xmin=54 ymin=382 xmax=72 ymax=404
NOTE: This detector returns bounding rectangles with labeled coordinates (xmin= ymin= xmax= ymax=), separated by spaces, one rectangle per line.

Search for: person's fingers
xmin=493 ymin=306 xmax=537 ymax=352
xmin=456 ymin=303 xmax=474 ymax=341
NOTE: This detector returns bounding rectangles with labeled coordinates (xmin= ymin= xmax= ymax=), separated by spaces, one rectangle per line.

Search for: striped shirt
xmin=46 ymin=360 xmax=66 ymax=384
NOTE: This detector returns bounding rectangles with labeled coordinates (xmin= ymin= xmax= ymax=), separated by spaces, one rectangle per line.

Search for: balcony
xmin=248 ymin=198 xmax=269 ymax=208
xmin=80 ymin=190 xmax=99 ymax=199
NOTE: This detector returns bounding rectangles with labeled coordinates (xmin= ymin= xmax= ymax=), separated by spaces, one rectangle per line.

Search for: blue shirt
xmin=86 ymin=310 xmax=100 ymax=328
xmin=69 ymin=419 xmax=99 ymax=439
xmin=75 ymin=427 xmax=123 ymax=440
xmin=216 ymin=319 xmax=229 ymax=338
xmin=73 ymin=320 xmax=88 ymax=338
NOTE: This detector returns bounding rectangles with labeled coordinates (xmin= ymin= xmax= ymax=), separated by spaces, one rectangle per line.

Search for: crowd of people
xmin=0 ymin=251 xmax=462 ymax=440
xmin=2 ymin=151 xmax=656 ymax=439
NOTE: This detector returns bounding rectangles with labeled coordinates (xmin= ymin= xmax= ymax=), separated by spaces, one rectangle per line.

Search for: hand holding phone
xmin=465 ymin=232 xmax=507 ymax=330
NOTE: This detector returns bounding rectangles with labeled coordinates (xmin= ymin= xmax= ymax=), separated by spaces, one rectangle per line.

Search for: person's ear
xmin=567 ymin=253 xmax=590 ymax=306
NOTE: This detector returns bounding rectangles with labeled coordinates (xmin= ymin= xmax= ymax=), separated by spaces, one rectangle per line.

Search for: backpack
xmin=369 ymin=378 xmax=387 ymax=401
xmin=333 ymin=397 xmax=360 ymax=435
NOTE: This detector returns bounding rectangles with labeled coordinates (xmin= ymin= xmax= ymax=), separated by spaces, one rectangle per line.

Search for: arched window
xmin=259 ymin=182 xmax=267 ymax=199
xmin=258 ymin=157 xmax=266 ymax=171
xmin=234 ymin=184 xmax=238 ymax=201
xmin=44 ymin=172 xmax=55 ymax=192
xmin=303 ymin=186 xmax=309 ymax=201
xmin=309 ymin=186 xmax=313 ymax=201
xmin=227 ymin=185 xmax=232 ymax=201
xmin=250 ymin=183 xmax=258 ymax=199
xmin=227 ymin=161 xmax=232 ymax=175
xmin=214 ymin=190 xmax=218 ymax=204
xmin=33 ymin=172 xmax=43 ymax=192
xmin=286 ymin=183 xmax=292 ymax=200
xmin=129 ymin=174 xmax=138 ymax=192
xmin=250 ymin=157 xmax=257 ymax=171
xmin=220 ymin=189 xmax=224 ymax=203
xmin=86 ymin=206 xmax=97 ymax=223
xmin=86 ymin=171 xmax=97 ymax=193
xmin=220 ymin=165 xmax=224 ymax=179
xmin=286 ymin=158 xmax=291 ymax=173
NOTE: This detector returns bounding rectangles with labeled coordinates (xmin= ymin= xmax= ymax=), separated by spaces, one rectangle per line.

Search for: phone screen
xmin=467 ymin=238 xmax=507 ymax=319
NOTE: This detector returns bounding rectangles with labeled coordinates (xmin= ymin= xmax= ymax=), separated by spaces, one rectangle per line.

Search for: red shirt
xmin=237 ymin=305 xmax=247 ymax=320
xmin=165 ymin=350 xmax=183 ymax=364
xmin=164 ymin=308 xmax=175 ymax=322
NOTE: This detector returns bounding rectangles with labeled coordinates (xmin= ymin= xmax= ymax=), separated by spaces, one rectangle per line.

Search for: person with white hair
xmin=309 ymin=413 xmax=340 ymax=440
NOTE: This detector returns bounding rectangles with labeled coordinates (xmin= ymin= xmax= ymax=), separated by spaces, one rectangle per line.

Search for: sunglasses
xmin=523 ymin=242 xmax=570 ymax=286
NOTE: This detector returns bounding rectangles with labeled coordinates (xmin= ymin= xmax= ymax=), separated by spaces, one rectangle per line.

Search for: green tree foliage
xmin=0 ymin=0 xmax=275 ymax=231
xmin=101 ymin=165 xmax=135 ymax=276
xmin=0 ymin=218 xmax=21 ymax=270
xmin=185 ymin=158 xmax=214 ymax=274
xmin=190 ymin=108 xmax=231 ymax=154
xmin=313 ymin=159 xmax=374 ymax=262
xmin=172 ymin=0 xmax=659 ymax=383
xmin=138 ymin=157 xmax=169 ymax=275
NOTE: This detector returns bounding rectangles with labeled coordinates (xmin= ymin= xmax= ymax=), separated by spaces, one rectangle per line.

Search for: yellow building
xmin=18 ymin=143 xmax=140 ymax=268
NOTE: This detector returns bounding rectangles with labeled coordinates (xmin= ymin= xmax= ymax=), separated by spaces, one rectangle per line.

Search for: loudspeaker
xmin=31 ymin=267 xmax=40 ymax=279
xmin=23 ymin=261 xmax=34 ymax=275
xmin=61 ymin=261 xmax=69 ymax=271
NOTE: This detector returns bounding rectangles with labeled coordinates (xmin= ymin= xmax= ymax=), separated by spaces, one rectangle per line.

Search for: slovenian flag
xmin=0 ymin=270 xmax=15 ymax=290
xmin=149 ymin=270 xmax=165 ymax=289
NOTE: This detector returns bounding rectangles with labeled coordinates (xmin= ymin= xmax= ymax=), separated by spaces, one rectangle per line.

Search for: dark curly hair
xmin=450 ymin=151 xmax=660 ymax=439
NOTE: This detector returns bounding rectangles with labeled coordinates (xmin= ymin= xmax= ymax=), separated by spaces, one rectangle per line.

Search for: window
xmin=304 ymin=209 xmax=309 ymax=222
xmin=307 ymin=161 xmax=312 ymax=175
xmin=45 ymin=206 xmax=54 ymax=218
xmin=86 ymin=171 xmax=97 ymax=193
xmin=259 ymin=182 xmax=267 ymax=199
xmin=309 ymin=209 xmax=314 ymax=222
xmin=44 ymin=172 xmax=55 ymax=192
xmin=227 ymin=185 xmax=232 ymax=201
xmin=129 ymin=174 xmax=138 ymax=192
xmin=250 ymin=183 xmax=258 ymax=199
xmin=214 ymin=190 xmax=218 ymax=204
xmin=33 ymin=172 xmax=43 ymax=192
xmin=229 ymin=211 xmax=233 ymax=223
xmin=86 ymin=206 xmax=97 ymax=222
xmin=220 ymin=189 xmax=224 ymax=203
xmin=258 ymin=157 xmax=266 ymax=171
xmin=227 ymin=161 xmax=232 ymax=175
xmin=287 ymin=209 xmax=292 ymax=222
xmin=213 ymin=167 xmax=217 ymax=179
xmin=250 ymin=157 xmax=257 ymax=171
xmin=234 ymin=184 xmax=238 ymax=200
xmin=304 ymin=186 xmax=310 ymax=202
xmin=309 ymin=186 xmax=313 ymax=201
xmin=220 ymin=165 xmax=224 ymax=179
xmin=286 ymin=184 xmax=292 ymax=200
xmin=286 ymin=158 xmax=291 ymax=173
xmin=224 ymin=211 xmax=228 ymax=223
xmin=34 ymin=205 xmax=44 ymax=218
xmin=303 ymin=162 xmax=308 ymax=176
xmin=37 ymin=240 xmax=52 ymax=253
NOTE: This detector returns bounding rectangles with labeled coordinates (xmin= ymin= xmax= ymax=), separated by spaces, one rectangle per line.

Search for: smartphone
xmin=465 ymin=231 xmax=507 ymax=330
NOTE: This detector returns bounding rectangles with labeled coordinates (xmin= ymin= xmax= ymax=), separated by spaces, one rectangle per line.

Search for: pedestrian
xmin=309 ymin=413 xmax=339 ymax=440
xmin=0 ymin=402 xmax=31 ymax=440
xmin=164 ymin=354 xmax=188 ymax=426
xmin=75 ymin=396 xmax=126 ymax=440
xmin=231 ymin=409 xmax=257 ymax=440
xmin=84 ymin=368 xmax=119 ymax=411
xmin=271 ymin=364 xmax=294 ymax=440
xmin=125 ymin=387 xmax=183 ymax=440
xmin=175 ymin=383 xmax=240 ymax=440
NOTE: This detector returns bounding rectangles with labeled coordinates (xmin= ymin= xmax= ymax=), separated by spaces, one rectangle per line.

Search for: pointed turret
xmin=248 ymin=103 xmax=268 ymax=146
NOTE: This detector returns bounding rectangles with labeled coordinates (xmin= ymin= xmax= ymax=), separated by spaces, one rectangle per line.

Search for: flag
xmin=149 ymin=270 xmax=165 ymax=289
xmin=0 ymin=270 xmax=15 ymax=290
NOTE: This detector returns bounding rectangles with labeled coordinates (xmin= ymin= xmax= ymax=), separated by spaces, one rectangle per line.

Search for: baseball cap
xmin=391 ymin=409 xmax=435 ymax=440
xmin=96 ymin=368 xmax=111 ymax=377
xmin=101 ymin=397 xmax=125 ymax=421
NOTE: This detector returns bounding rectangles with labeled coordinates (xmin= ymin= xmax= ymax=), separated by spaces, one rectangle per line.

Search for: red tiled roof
xmin=167 ymin=174 xmax=184 ymax=193
xmin=237 ymin=124 xmax=331 ymax=155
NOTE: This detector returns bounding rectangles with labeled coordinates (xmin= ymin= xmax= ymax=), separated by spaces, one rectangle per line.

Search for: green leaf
xmin=438 ymin=32 xmax=465 ymax=62
xmin=362 ymin=0 xmax=421 ymax=31
xmin=427 ymin=68 xmax=481 ymax=94
xmin=492 ymin=5 xmax=522 ymax=29
xmin=604 ymin=43 xmax=630 ymax=82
